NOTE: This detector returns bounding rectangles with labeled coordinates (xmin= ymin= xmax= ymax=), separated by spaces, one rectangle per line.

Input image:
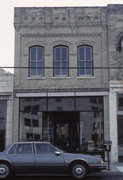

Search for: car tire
xmin=0 ymin=163 xmax=11 ymax=179
xmin=71 ymin=163 xmax=87 ymax=179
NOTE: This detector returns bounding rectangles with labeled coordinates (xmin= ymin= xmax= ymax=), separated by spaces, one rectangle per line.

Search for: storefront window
xmin=76 ymin=97 xmax=103 ymax=111
xmin=80 ymin=111 xmax=104 ymax=154
xmin=48 ymin=97 xmax=74 ymax=111
xmin=19 ymin=96 xmax=104 ymax=155
xmin=118 ymin=95 xmax=123 ymax=111
xmin=0 ymin=100 xmax=7 ymax=151
xmin=20 ymin=97 xmax=47 ymax=113
xmin=117 ymin=94 xmax=123 ymax=161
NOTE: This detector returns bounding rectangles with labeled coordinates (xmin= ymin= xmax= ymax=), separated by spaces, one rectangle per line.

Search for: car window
xmin=35 ymin=143 xmax=56 ymax=154
xmin=16 ymin=143 xmax=33 ymax=154
xmin=8 ymin=144 xmax=17 ymax=154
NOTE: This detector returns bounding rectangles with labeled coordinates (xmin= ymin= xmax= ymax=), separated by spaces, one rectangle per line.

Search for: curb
xmin=101 ymin=171 xmax=123 ymax=176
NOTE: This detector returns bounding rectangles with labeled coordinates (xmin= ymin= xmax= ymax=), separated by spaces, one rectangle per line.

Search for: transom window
xmin=78 ymin=45 xmax=93 ymax=76
xmin=29 ymin=46 xmax=44 ymax=77
xmin=53 ymin=45 xmax=69 ymax=76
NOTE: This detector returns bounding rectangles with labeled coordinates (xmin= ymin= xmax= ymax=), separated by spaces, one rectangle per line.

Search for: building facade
xmin=13 ymin=5 xmax=123 ymax=162
xmin=108 ymin=5 xmax=123 ymax=162
xmin=0 ymin=69 xmax=13 ymax=151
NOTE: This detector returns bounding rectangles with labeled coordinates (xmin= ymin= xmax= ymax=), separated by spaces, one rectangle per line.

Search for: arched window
xmin=77 ymin=45 xmax=93 ymax=76
xmin=117 ymin=36 xmax=123 ymax=52
xmin=29 ymin=46 xmax=44 ymax=77
xmin=53 ymin=45 xmax=69 ymax=76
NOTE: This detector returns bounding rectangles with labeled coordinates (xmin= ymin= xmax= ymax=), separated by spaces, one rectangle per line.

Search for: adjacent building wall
xmin=0 ymin=69 xmax=13 ymax=148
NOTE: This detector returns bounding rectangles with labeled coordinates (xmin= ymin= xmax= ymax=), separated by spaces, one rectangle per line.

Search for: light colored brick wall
xmin=14 ymin=7 xmax=109 ymax=92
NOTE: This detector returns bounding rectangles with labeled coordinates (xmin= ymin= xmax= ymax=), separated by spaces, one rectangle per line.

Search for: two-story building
xmin=13 ymin=5 xmax=123 ymax=162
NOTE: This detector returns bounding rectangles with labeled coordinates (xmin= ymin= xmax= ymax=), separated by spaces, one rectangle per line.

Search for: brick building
xmin=13 ymin=5 xmax=123 ymax=162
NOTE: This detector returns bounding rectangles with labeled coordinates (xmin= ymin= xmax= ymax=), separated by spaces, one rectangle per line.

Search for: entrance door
xmin=53 ymin=112 xmax=79 ymax=152
xmin=54 ymin=119 xmax=69 ymax=150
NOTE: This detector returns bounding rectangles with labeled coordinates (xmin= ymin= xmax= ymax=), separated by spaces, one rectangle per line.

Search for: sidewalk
xmin=104 ymin=162 xmax=123 ymax=175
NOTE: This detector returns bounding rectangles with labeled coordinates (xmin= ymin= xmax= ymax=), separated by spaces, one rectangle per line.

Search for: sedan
xmin=0 ymin=142 xmax=106 ymax=179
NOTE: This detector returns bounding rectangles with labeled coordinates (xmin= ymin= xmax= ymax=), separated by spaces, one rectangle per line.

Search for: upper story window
xmin=29 ymin=46 xmax=44 ymax=77
xmin=77 ymin=45 xmax=93 ymax=76
xmin=53 ymin=45 xmax=69 ymax=76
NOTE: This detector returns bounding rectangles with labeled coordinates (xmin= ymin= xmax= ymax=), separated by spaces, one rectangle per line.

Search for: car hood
xmin=63 ymin=152 xmax=101 ymax=163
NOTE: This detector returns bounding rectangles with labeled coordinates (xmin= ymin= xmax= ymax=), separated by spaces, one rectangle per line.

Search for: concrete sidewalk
xmin=104 ymin=162 xmax=123 ymax=175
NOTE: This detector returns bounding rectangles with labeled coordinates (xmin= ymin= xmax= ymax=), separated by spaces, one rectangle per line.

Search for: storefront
xmin=117 ymin=94 xmax=123 ymax=162
xmin=19 ymin=96 xmax=104 ymax=156
xmin=0 ymin=100 xmax=7 ymax=151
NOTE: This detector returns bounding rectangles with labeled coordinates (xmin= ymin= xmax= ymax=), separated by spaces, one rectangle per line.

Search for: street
xmin=9 ymin=173 xmax=123 ymax=180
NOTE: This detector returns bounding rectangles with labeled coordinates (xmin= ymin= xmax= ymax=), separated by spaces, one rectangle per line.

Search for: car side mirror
xmin=55 ymin=151 xmax=62 ymax=156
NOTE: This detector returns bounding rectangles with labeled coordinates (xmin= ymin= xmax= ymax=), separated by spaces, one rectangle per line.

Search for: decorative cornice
xmin=108 ymin=5 xmax=123 ymax=15
xmin=14 ymin=7 xmax=107 ymax=31
xmin=20 ymin=33 xmax=101 ymax=39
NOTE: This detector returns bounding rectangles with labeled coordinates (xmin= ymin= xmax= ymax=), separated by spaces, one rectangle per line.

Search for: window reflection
xmin=76 ymin=97 xmax=103 ymax=111
xmin=19 ymin=97 xmax=104 ymax=156
xmin=16 ymin=143 xmax=33 ymax=154
xmin=35 ymin=143 xmax=56 ymax=154
xmin=48 ymin=97 xmax=74 ymax=111
xmin=80 ymin=111 xmax=104 ymax=153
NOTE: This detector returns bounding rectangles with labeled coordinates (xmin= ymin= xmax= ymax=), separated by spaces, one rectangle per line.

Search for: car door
xmin=34 ymin=143 xmax=66 ymax=173
xmin=10 ymin=143 xmax=35 ymax=173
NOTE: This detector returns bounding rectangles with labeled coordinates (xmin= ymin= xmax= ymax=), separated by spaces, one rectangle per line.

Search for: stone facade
xmin=13 ymin=5 xmax=123 ymax=162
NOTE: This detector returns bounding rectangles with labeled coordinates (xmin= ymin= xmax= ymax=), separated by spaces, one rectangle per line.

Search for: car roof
xmin=12 ymin=141 xmax=51 ymax=145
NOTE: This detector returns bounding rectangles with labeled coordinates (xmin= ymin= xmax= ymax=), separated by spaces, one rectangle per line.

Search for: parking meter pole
xmin=104 ymin=140 xmax=112 ymax=171
xmin=107 ymin=151 xmax=110 ymax=170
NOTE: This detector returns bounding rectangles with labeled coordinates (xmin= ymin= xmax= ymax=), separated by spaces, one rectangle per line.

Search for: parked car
xmin=0 ymin=142 xmax=106 ymax=179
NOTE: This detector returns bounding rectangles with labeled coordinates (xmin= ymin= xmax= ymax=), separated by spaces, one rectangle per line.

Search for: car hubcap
xmin=75 ymin=167 xmax=83 ymax=175
xmin=0 ymin=167 xmax=6 ymax=175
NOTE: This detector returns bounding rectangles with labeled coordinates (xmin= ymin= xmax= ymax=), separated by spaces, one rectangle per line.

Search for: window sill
xmin=27 ymin=76 xmax=45 ymax=80
xmin=52 ymin=76 xmax=70 ymax=79
xmin=77 ymin=76 xmax=95 ymax=79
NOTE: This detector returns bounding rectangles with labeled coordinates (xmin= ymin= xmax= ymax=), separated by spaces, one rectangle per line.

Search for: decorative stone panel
xmin=14 ymin=7 xmax=107 ymax=31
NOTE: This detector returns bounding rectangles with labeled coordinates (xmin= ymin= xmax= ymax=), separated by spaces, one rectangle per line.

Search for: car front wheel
xmin=71 ymin=163 xmax=87 ymax=179
xmin=0 ymin=163 xmax=11 ymax=179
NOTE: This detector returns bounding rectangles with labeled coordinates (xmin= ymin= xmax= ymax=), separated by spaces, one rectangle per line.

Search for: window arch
xmin=53 ymin=45 xmax=69 ymax=76
xmin=29 ymin=46 xmax=44 ymax=77
xmin=117 ymin=36 xmax=123 ymax=52
xmin=77 ymin=45 xmax=93 ymax=76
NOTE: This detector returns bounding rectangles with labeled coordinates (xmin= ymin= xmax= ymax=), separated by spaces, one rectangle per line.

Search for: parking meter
xmin=108 ymin=140 xmax=112 ymax=151
xmin=104 ymin=140 xmax=108 ymax=151
xmin=104 ymin=140 xmax=112 ymax=151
